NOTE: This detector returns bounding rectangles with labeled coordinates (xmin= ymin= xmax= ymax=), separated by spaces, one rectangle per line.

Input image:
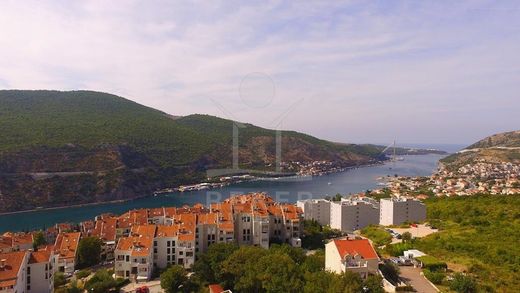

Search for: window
xmin=167 ymin=241 xmax=171 ymax=247
xmin=154 ymin=241 xmax=157 ymax=247
xmin=167 ymin=248 xmax=170 ymax=254
xmin=27 ymin=267 xmax=31 ymax=274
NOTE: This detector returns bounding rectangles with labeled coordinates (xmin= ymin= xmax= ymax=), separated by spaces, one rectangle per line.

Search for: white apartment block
xmin=0 ymin=248 xmax=54 ymax=293
xmin=27 ymin=247 xmax=55 ymax=293
xmin=114 ymin=236 xmax=154 ymax=282
xmin=296 ymin=199 xmax=331 ymax=226
xmin=379 ymin=197 xmax=426 ymax=226
xmin=330 ymin=198 xmax=379 ymax=232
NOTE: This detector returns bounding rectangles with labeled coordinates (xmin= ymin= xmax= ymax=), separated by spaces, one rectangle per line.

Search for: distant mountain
xmin=441 ymin=130 xmax=520 ymax=169
xmin=0 ymin=90 xmax=388 ymax=213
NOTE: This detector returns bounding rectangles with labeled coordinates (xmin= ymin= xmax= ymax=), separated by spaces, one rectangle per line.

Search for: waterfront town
xmin=378 ymin=160 xmax=520 ymax=198
xmin=1 ymin=192 xmax=430 ymax=293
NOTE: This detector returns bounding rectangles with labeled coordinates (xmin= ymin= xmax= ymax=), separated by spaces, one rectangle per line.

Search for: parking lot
xmin=389 ymin=224 xmax=438 ymax=243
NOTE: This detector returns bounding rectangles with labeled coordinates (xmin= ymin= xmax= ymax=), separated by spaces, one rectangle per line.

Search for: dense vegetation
xmin=0 ymin=90 xmax=385 ymax=212
xmin=301 ymin=219 xmax=345 ymax=249
xmin=162 ymin=243 xmax=385 ymax=293
xmin=384 ymin=195 xmax=520 ymax=292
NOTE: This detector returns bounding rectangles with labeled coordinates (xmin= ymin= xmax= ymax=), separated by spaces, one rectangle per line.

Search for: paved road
xmin=399 ymin=266 xmax=438 ymax=293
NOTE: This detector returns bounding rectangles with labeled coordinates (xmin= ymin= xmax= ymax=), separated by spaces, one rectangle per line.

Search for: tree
xmin=77 ymin=237 xmax=103 ymax=268
xmin=32 ymin=231 xmax=46 ymax=250
xmin=450 ymin=273 xmax=477 ymax=293
xmin=54 ymin=272 xmax=67 ymax=289
xmin=221 ymin=246 xmax=268 ymax=292
xmin=84 ymin=269 xmax=117 ymax=293
xmin=192 ymin=243 xmax=238 ymax=285
xmin=301 ymin=250 xmax=325 ymax=273
xmin=256 ymin=253 xmax=304 ymax=293
xmin=401 ymin=232 xmax=412 ymax=243
xmin=160 ymin=265 xmax=195 ymax=293
xmin=379 ymin=262 xmax=400 ymax=284
xmin=362 ymin=275 xmax=384 ymax=293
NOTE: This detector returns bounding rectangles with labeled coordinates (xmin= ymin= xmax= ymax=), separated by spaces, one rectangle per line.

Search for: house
xmin=208 ymin=284 xmax=227 ymax=293
xmin=53 ymin=232 xmax=81 ymax=275
xmin=325 ymin=238 xmax=379 ymax=279
xmin=0 ymin=251 xmax=28 ymax=293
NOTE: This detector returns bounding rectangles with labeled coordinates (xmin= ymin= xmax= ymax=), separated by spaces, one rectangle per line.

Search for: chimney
xmin=0 ymin=259 xmax=6 ymax=269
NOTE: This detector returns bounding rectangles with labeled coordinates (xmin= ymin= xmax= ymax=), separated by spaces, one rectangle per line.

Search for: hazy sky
xmin=0 ymin=1 xmax=519 ymax=145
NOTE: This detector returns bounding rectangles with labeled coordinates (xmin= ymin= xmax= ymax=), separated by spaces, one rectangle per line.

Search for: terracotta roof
xmin=0 ymin=251 xmax=26 ymax=288
xmin=29 ymin=246 xmax=53 ymax=264
xmin=333 ymin=239 xmax=379 ymax=260
xmin=116 ymin=236 xmax=153 ymax=257
xmin=54 ymin=232 xmax=81 ymax=260
xmin=208 ymin=284 xmax=224 ymax=293
xmin=131 ymin=225 xmax=157 ymax=238
xmin=156 ymin=225 xmax=179 ymax=238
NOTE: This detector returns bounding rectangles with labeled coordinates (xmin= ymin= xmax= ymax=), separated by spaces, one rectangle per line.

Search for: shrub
xmin=423 ymin=269 xmax=445 ymax=285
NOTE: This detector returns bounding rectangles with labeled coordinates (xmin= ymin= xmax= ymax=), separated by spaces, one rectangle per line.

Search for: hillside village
xmin=380 ymin=160 xmax=520 ymax=198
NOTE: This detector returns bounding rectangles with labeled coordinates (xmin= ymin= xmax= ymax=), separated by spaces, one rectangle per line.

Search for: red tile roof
xmin=0 ymin=251 xmax=26 ymax=288
xmin=333 ymin=239 xmax=379 ymax=260
xmin=208 ymin=284 xmax=224 ymax=293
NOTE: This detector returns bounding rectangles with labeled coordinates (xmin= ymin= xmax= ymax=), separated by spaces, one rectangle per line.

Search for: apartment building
xmin=379 ymin=197 xmax=426 ymax=226
xmin=110 ymin=193 xmax=303 ymax=281
xmin=296 ymin=199 xmax=331 ymax=226
xmin=53 ymin=232 xmax=81 ymax=275
xmin=0 ymin=251 xmax=27 ymax=293
xmin=27 ymin=246 xmax=55 ymax=293
xmin=325 ymin=238 xmax=379 ymax=279
xmin=330 ymin=198 xmax=380 ymax=232
xmin=114 ymin=235 xmax=154 ymax=282
xmin=0 ymin=248 xmax=54 ymax=293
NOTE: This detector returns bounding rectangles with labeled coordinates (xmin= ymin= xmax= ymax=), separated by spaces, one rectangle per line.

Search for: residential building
xmin=296 ymin=199 xmax=331 ymax=226
xmin=53 ymin=232 xmax=81 ymax=275
xmin=0 ymin=251 xmax=28 ymax=293
xmin=27 ymin=247 xmax=55 ymax=293
xmin=379 ymin=197 xmax=426 ymax=226
xmin=325 ymin=238 xmax=379 ymax=278
xmin=330 ymin=198 xmax=379 ymax=232
xmin=114 ymin=235 xmax=154 ymax=282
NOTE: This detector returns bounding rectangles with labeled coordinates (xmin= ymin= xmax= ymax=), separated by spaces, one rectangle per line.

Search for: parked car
xmin=136 ymin=286 xmax=150 ymax=293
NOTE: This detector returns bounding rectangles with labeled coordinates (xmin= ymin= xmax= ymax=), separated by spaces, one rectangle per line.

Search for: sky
xmin=0 ymin=0 xmax=519 ymax=146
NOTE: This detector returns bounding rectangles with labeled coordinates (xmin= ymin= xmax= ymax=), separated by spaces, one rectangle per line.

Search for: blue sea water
xmin=0 ymin=154 xmax=445 ymax=233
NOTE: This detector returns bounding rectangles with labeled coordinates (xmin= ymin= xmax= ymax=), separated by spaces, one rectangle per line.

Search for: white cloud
xmin=0 ymin=0 xmax=518 ymax=145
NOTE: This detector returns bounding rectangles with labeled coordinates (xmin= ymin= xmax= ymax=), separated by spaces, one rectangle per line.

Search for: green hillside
xmin=0 ymin=90 xmax=383 ymax=212
xmin=441 ymin=130 xmax=520 ymax=169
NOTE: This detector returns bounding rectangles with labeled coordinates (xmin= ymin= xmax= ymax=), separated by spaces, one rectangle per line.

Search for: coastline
xmin=0 ymin=198 xmax=136 ymax=216
xmin=0 ymin=154 xmax=442 ymax=217
xmin=0 ymin=161 xmax=384 ymax=216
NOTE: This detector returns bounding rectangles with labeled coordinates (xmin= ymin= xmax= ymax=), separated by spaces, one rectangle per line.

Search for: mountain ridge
xmin=441 ymin=130 xmax=520 ymax=169
xmin=0 ymin=90 xmax=388 ymax=212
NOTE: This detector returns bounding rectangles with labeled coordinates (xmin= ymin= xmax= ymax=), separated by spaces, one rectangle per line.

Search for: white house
xmin=379 ymin=197 xmax=426 ymax=226
xmin=325 ymin=238 xmax=379 ymax=279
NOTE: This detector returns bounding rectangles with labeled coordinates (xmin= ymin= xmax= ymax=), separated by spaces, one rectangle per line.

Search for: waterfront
xmin=0 ymin=154 xmax=445 ymax=233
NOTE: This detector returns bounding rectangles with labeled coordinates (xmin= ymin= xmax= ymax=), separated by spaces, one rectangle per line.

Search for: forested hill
xmin=441 ymin=130 xmax=520 ymax=169
xmin=0 ymin=90 xmax=383 ymax=212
